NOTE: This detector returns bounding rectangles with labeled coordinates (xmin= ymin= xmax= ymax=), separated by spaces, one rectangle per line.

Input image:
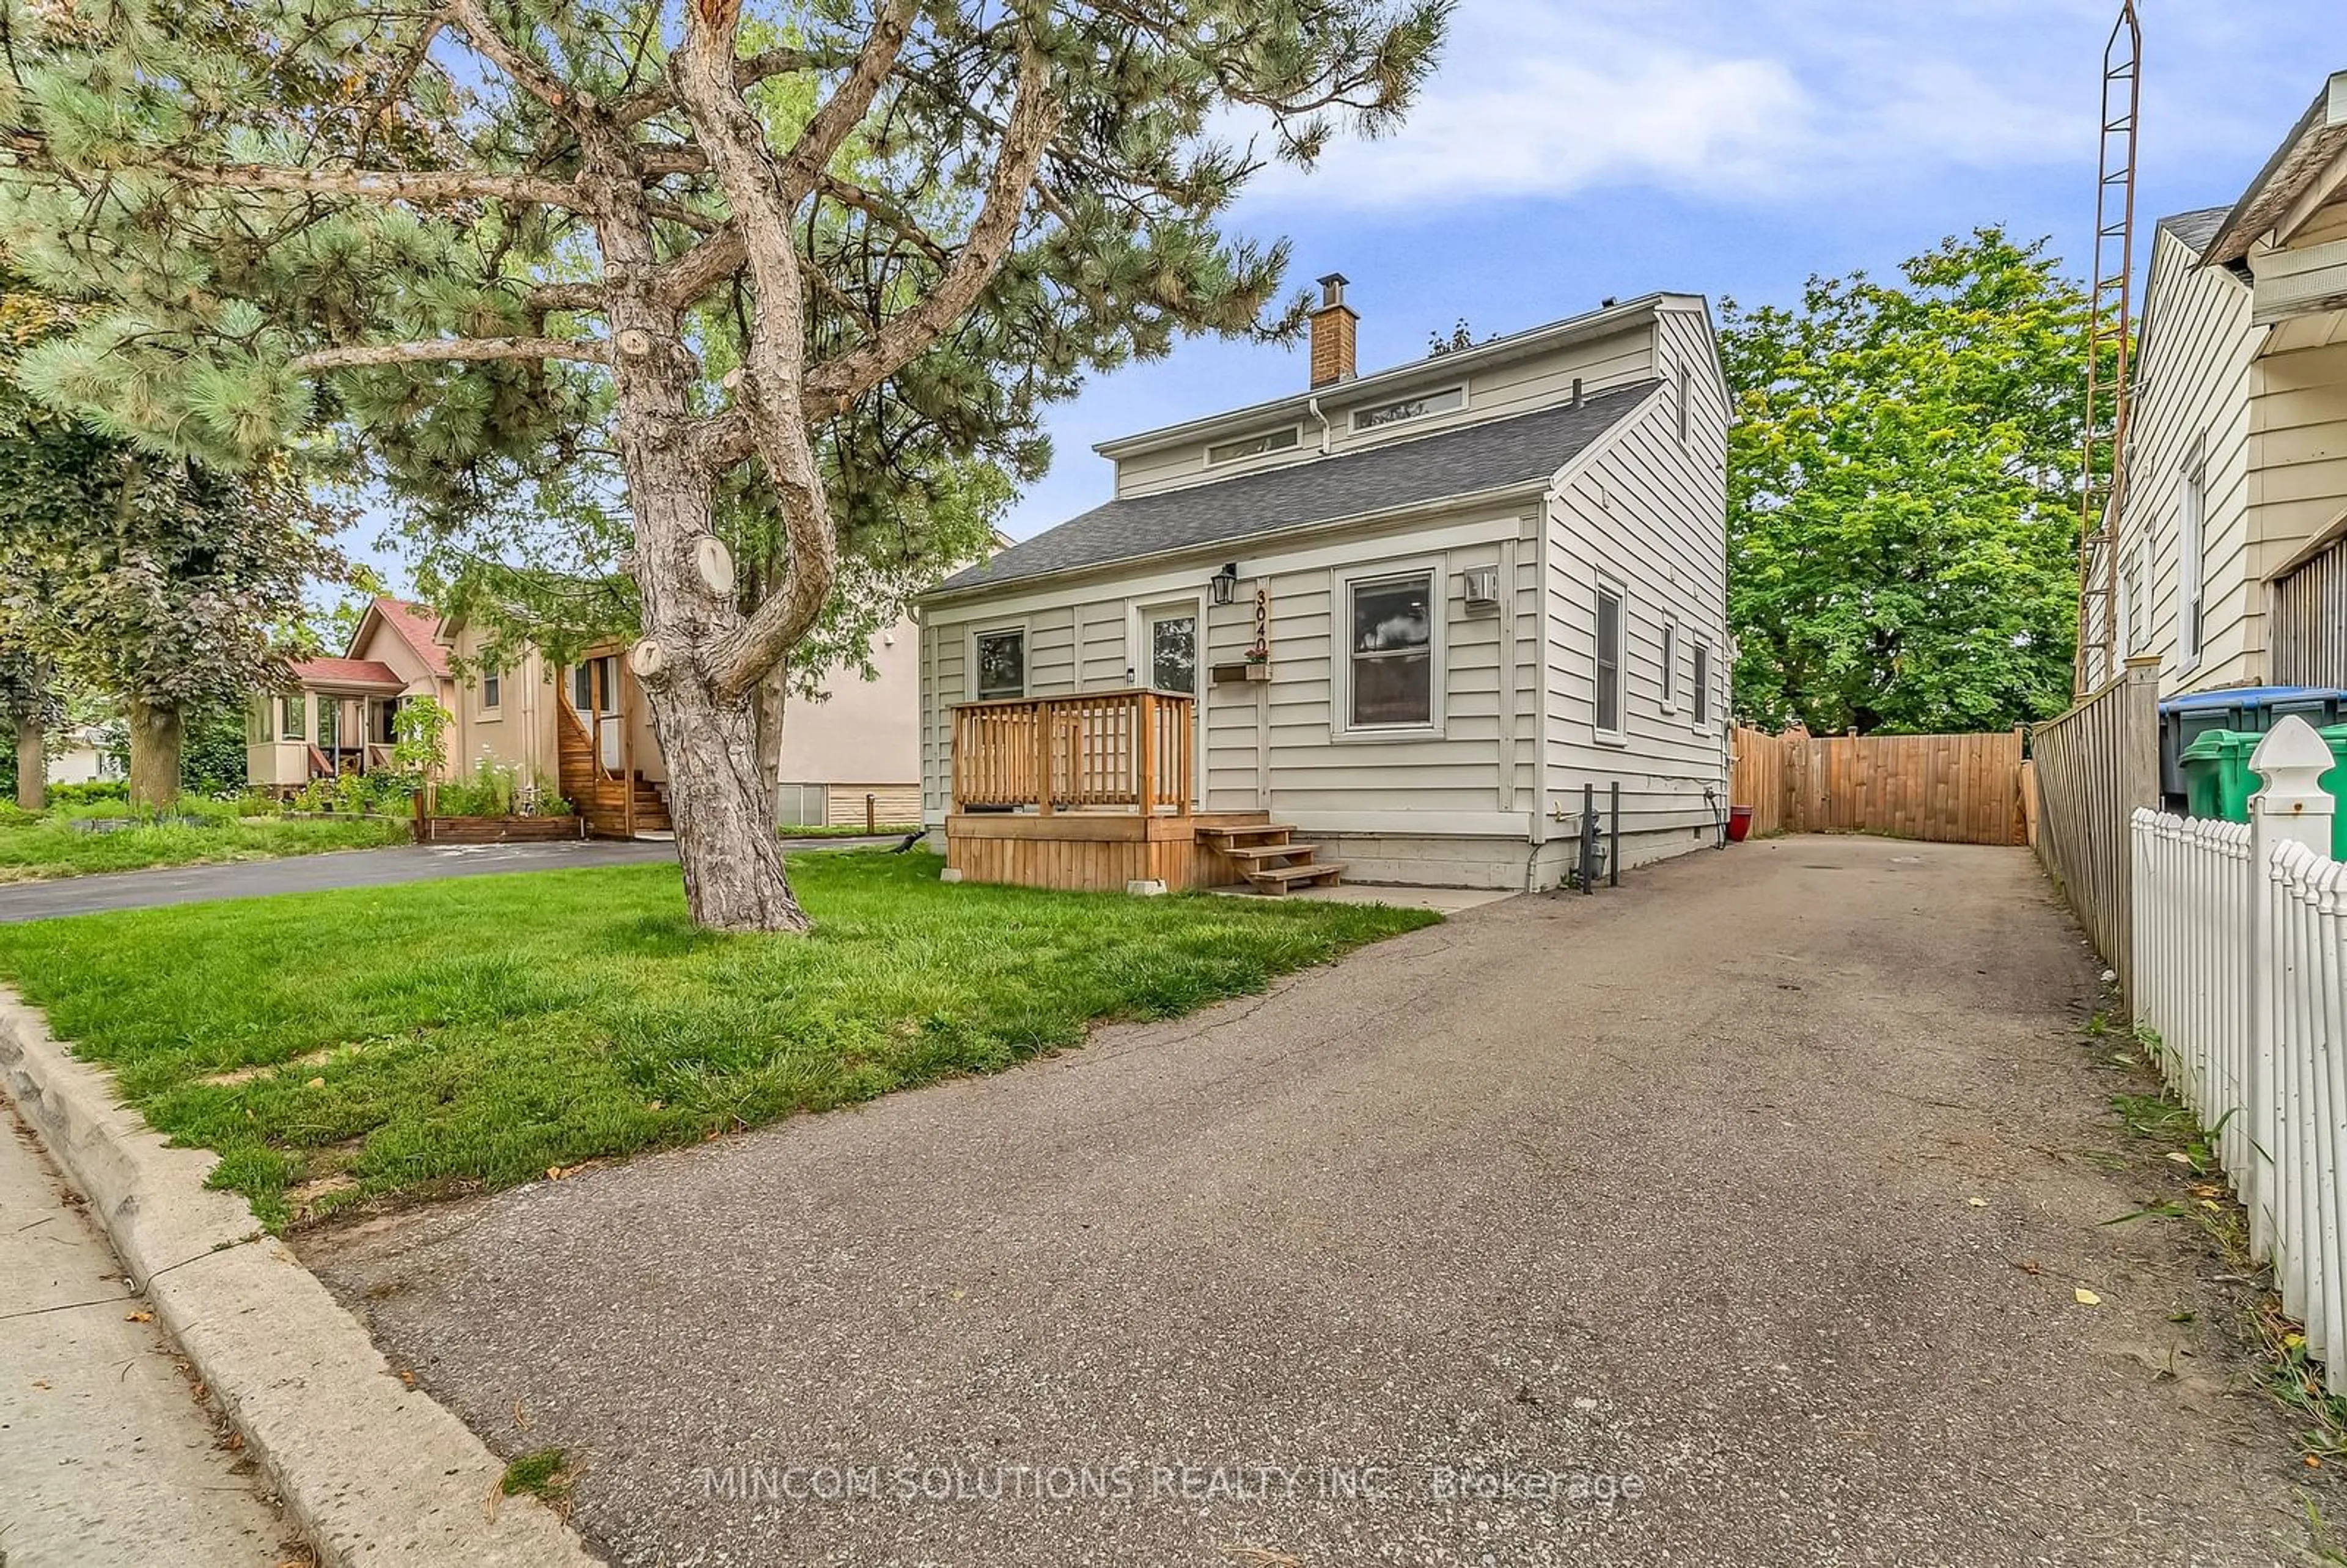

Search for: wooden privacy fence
xmin=2027 ymin=659 xmax=2159 ymax=1003
xmin=1730 ymin=725 xmax=2027 ymax=846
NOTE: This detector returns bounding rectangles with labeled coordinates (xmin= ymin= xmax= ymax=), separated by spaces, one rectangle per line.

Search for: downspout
xmin=1306 ymin=395 xmax=1333 ymax=455
xmin=1526 ymin=482 xmax=1559 ymax=892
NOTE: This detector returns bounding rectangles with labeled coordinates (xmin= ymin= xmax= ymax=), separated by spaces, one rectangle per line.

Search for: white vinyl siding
xmin=1541 ymin=303 xmax=1732 ymax=870
xmin=2108 ymin=224 xmax=2258 ymax=694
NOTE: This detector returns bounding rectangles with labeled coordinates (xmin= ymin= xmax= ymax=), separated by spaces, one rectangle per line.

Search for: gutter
xmin=918 ymin=477 xmax=1554 ymax=608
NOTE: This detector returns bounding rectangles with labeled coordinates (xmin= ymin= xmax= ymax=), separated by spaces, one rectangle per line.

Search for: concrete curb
xmin=0 ymin=989 xmax=603 ymax=1568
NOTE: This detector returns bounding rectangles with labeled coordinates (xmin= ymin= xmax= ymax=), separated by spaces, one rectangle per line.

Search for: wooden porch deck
xmin=944 ymin=690 xmax=1342 ymax=893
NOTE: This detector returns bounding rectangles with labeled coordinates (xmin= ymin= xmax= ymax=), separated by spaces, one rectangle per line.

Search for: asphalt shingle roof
xmin=935 ymin=378 xmax=1661 ymax=595
xmin=2156 ymin=207 xmax=2232 ymax=256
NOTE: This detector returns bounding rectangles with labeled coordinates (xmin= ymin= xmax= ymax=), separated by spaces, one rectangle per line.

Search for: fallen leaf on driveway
xmin=2074 ymin=1287 xmax=2103 ymax=1306
xmin=125 ymin=1310 xmax=152 ymax=1322
xmin=1965 ymin=1196 xmax=1988 ymax=1207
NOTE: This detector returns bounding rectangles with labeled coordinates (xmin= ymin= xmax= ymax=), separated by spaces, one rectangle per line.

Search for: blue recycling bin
xmin=2158 ymin=686 xmax=2347 ymax=805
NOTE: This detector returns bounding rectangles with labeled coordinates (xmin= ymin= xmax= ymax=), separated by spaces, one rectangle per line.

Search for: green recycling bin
xmin=2320 ymin=725 xmax=2347 ymax=861
xmin=2180 ymin=729 xmax=2260 ymax=824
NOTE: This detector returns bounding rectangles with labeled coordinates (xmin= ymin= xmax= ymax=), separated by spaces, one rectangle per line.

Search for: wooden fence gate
xmin=1732 ymin=725 xmax=2029 ymax=846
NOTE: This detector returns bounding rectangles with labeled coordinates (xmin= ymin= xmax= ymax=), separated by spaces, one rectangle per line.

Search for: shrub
xmin=48 ymin=780 xmax=129 ymax=807
xmin=435 ymin=758 xmax=518 ymax=818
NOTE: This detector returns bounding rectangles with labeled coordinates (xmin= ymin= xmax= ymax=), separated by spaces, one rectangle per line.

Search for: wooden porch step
xmin=1195 ymin=822 xmax=1295 ymax=846
xmin=1221 ymin=841 xmax=1321 ymax=865
xmin=1243 ymin=860 xmax=1345 ymax=894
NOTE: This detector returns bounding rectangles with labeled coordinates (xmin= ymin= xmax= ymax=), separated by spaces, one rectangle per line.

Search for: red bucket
xmin=1726 ymin=805 xmax=1754 ymax=843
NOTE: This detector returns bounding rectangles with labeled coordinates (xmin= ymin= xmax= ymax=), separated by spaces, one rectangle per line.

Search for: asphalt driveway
xmin=309 ymin=836 xmax=2322 ymax=1566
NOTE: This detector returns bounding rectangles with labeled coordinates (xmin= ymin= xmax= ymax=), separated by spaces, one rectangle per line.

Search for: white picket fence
xmin=2131 ymin=801 xmax=2347 ymax=1385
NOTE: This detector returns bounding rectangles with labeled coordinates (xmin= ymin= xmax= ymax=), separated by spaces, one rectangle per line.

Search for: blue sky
xmin=359 ymin=1 xmax=2339 ymax=588
xmin=995 ymin=0 xmax=2338 ymax=541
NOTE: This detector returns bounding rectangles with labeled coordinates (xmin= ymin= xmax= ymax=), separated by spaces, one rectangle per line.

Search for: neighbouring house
xmin=2086 ymin=68 xmax=2347 ymax=697
xmin=916 ymin=280 xmax=1730 ymax=894
xmin=45 ymin=723 xmax=120 ymax=786
xmin=250 ymin=596 xmax=922 ymax=834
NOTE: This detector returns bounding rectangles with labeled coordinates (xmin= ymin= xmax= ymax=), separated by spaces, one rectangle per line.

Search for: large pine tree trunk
xmin=599 ymin=242 xmax=808 ymax=932
xmin=125 ymin=699 xmax=182 ymax=810
xmin=645 ymin=662 xmax=807 ymax=932
xmin=12 ymin=717 xmax=40 ymax=811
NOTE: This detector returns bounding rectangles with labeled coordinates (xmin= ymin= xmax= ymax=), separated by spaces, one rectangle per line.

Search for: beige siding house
xmin=252 ymin=596 xmax=922 ymax=833
xmin=2090 ymin=68 xmax=2347 ymax=696
xmin=918 ymin=284 xmax=1730 ymax=893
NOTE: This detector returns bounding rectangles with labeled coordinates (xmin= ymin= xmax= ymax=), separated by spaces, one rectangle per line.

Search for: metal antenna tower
xmin=2076 ymin=1 xmax=2142 ymax=697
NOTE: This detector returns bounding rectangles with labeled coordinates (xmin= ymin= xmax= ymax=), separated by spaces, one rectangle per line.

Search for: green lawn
xmin=0 ymin=814 xmax=412 ymax=881
xmin=0 ymin=851 xmax=1439 ymax=1229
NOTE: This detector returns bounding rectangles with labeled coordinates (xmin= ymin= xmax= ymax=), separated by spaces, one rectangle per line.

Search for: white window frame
xmin=2178 ymin=441 xmax=2206 ymax=673
xmin=1691 ymin=636 xmax=1714 ymax=732
xmin=1349 ymin=384 xmax=1467 ymax=434
xmin=971 ymin=622 xmax=1030 ymax=702
xmin=1335 ymin=560 xmax=1445 ymax=741
xmin=1593 ymin=579 xmax=1628 ymax=746
xmin=1658 ymin=618 xmax=1681 ymax=714
xmin=1204 ymin=425 xmax=1301 ymax=468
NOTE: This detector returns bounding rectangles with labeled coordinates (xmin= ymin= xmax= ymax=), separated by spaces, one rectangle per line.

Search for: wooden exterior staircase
xmin=556 ymin=692 xmax=671 ymax=838
xmin=1196 ymin=821 xmax=1344 ymax=895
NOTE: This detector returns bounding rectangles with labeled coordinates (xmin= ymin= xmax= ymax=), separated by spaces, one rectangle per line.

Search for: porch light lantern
xmin=1210 ymin=562 xmax=1240 ymax=606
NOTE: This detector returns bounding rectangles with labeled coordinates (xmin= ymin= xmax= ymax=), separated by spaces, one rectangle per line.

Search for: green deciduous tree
xmin=1722 ymin=227 xmax=2092 ymax=736
xmin=0 ymin=0 xmax=1447 ymax=931
xmin=0 ymin=276 xmax=343 ymax=805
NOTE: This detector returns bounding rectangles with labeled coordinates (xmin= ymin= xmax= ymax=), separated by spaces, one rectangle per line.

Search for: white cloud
xmin=1240 ymin=0 xmax=2295 ymax=213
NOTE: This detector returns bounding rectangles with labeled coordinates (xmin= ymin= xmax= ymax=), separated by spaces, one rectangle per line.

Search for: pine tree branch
xmin=771 ymin=0 xmax=919 ymax=203
xmin=612 ymin=42 xmax=858 ymax=128
xmin=446 ymin=0 xmax=597 ymax=123
xmin=163 ymin=161 xmax=581 ymax=208
xmin=801 ymin=39 xmax=1058 ymax=417
xmin=288 ymin=337 xmax=609 ymax=372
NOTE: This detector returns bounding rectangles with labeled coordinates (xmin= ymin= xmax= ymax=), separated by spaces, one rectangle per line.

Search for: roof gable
xmin=934 ymin=378 xmax=1661 ymax=596
xmin=348 ymin=597 xmax=451 ymax=678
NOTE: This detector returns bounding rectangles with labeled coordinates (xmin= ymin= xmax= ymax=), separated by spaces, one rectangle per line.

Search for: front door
xmin=573 ymin=656 xmax=623 ymax=772
xmin=1142 ymin=605 xmax=1200 ymax=809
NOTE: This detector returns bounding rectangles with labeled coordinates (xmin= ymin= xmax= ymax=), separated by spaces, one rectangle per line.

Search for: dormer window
xmin=1351 ymin=384 xmax=1464 ymax=432
xmin=1205 ymin=425 xmax=1300 ymax=466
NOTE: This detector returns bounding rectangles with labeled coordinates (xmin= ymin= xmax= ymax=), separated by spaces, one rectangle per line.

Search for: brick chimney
xmin=1308 ymin=273 xmax=1357 ymax=389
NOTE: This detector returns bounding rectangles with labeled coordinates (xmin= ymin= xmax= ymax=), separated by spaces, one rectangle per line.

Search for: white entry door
xmin=1141 ymin=604 xmax=1200 ymax=808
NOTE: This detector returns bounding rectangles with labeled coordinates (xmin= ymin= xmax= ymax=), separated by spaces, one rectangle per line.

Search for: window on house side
xmin=279 ymin=693 xmax=306 ymax=742
xmin=1693 ymin=640 xmax=1712 ymax=727
xmin=1595 ymin=585 xmax=1624 ymax=736
xmin=482 ymin=667 xmax=502 ymax=710
xmin=1677 ymin=362 xmax=1691 ymax=445
xmin=1659 ymin=620 xmax=1680 ymax=713
xmin=1205 ymin=426 xmax=1299 ymax=465
xmin=975 ymin=627 xmax=1027 ymax=700
xmin=254 ymin=692 xmax=274 ymax=744
xmin=2178 ymin=447 xmax=2206 ymax=669
xmin=1350 ymin=385 xmax=1465 ymax=432
xmin=1348 ymin=573 xmax=1434 ymax=728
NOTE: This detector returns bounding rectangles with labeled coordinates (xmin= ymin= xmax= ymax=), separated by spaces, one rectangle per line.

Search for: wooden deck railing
xmin=951 ymin=689 xmax=1195 ymax=815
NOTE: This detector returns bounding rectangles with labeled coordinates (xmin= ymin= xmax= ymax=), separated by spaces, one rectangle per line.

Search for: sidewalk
xmin=0 ymin=1115 xmax=291 ymax=1567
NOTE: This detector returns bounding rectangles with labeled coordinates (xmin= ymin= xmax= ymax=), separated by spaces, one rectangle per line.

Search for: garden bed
xmin=416 ymin=814 xmax=584 ymax=844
